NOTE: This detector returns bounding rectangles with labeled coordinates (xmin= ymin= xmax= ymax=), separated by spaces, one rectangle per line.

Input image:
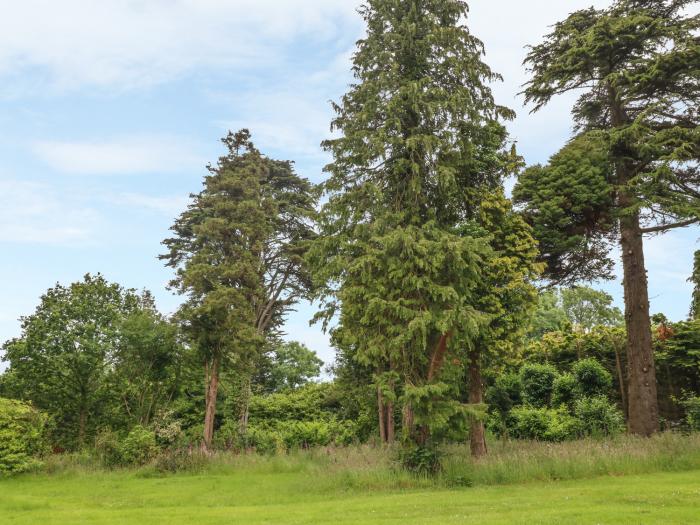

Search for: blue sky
xmin=1 ymin=0 xmax=697 ymax=368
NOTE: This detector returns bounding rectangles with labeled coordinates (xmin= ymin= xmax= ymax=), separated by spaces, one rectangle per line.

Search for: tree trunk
xmin=468 ymin=348 xmax=487 ymax=458
xmin=202 ymin=355 xmax=221 ymax=452
xmin=614 ymin=343 xmax=628 ymax=419
xmin=386 ymin=401 xmax=395 ymax=443
xmin=619 ymin=211 xmax=659 ymax=436
xmin=377 ymin=386 xmax=387 ymax=443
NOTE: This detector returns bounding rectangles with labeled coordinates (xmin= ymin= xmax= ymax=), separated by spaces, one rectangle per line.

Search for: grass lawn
xmin=2 ymin=466 xmax=700 ymax=524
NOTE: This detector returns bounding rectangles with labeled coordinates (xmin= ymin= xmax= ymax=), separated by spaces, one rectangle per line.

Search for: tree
xmin=467 ymin=192 xmax=541 ymax=456
xmin=309 ymin=0 xmax=519 ymax=453
xmin=515 ymin=0 xmax=699 ymax=436
xmin=527 ymin=291 xmax=569 ymax=340
xmin=561 ymin=287 xmax=623 ymax=333
xmin=109 ymin=301 xmax=183 ymax=428
xmin=689 ymin=251 xmax=700 ymax=320
xmin=1 ymin=274 xmax=142 ymax=448
xmin=258 ymin=341 xmax=323 ymax=393
xmin=162 ymin=130 xmax=316 ymax=451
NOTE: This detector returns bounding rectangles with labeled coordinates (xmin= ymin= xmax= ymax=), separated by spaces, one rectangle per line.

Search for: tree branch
xmin=641 ymin=218 xmax=699 ymax=234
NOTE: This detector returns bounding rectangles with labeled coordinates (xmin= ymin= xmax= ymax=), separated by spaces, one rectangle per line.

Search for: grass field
xmin=3 ymin=434 xmax=700 ymax=524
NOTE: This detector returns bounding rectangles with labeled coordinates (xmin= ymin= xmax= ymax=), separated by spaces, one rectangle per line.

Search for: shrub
xmin=95 ymin=426 xmax=158 ymax=467
xmin=120 ymin=426 xmax=158 ymax=466
xmin=681 ymin=395 xmax=700 ymax=431
xmin=94 ymin=429 xmax=123 ymax=468
xmin=552 ymin=373 xmax=578 ymax=407
xmin=0 ymin=398 xmax=49 ymax=475
xmin=486 ymin=373 xmax=521 ymax=414
xmin=398 ymin=445 xmax=442 ymax=475
xmin=571 ymin=358 xmax=612 ymax=398
xmin=519 ymin=363 xmax=558 ymax=407
xmin=511 ymin=406 xmax=580 ymax=442
xmin=574 ymin=396 xmax=625 ymax=437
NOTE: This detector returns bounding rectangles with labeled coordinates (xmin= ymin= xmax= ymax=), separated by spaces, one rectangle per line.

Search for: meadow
xmin=3 ymin=433 xmax=700 ymax=524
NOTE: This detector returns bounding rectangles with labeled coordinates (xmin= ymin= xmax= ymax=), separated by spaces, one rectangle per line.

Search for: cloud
xmin=33 ymin=136 xmax=205 ymax=175
xmin=0 ymin=179 xmax=97 ymax=243
xmin=111 ymin=192 xmax=189 ymax=217
xmin=0 ymin=0 xmax=361 ymax=92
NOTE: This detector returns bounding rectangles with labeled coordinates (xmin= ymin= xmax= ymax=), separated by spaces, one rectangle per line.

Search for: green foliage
xmin=551 ymin=373 xmax=578 ymax=408
xmin=518 ymin=1 xmax=700 ymax=275
xmin=510 ymin=406 xmax=580 ymax=442
xmin=398 ymin=445 xmax=443 ymax=475
xmin=527 ymin=291 xmax=569 ymax=340
xmin=309 ymin=0 xmax=523 ymax=451
xmin=519 ymin=363 xmax=557 ymax=408
xmin=258 ymin=341 xmax=323 ymax=393
xmin=573 ymin=397 xmax=625 ymax=438
xmin=689 ymin=251 xmax=700 ymax=320
xmin=572 ymin=359 xmax=613 ymax=398
xmin=1 ymin=274 xmax=154 ymax=448
xmin=0 ymin=398 xmax=49 ymax=475
xmin=95 ymin=426 xmax=158 ymax=468
xmin=682 ymin=396 xmax=700 ymax=432
xmin=513 ymin=135 xmax=616 ymax=284
xmin=561 ymin=287 xmax=623 ymax=332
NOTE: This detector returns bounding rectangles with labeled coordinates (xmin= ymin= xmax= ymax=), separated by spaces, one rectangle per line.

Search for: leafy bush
xmin=120 ymin=426 xmax=158 ymax=465
xmin=510 ymin=406 xmax=580 ymax=442
xmin=398 ymin=445 xmax=442 ymax=475
xmin=551 ymin=373 xmax=577 ymax=407
xmin=486 ymin=373 xmax=521 ymax=414
xmin=0 ymin=398 xmax=49 ymax=475
xmin=95 ymin=426 xmax=158 ymax=467
xmin=573 ymin=396 xmax=624 ymax=437
xmin=682 ymin=395 xmax=700 ymax=431
xmin=571 ymin=358 xmax=612 ymax=397
xmin=519 ymin=363 xmax=558 ymax=407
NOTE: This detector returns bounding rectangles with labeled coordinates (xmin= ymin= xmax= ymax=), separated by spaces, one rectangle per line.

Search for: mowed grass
xmin=2 ymin=433 xmax=700 ymax=524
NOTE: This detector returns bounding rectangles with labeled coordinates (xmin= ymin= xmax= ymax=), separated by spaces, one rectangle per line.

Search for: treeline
xmin=1 ymin=0 xmax=699 ymax=474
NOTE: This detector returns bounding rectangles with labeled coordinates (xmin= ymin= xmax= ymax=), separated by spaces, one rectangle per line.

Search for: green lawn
xmin=2 ymin=467 xmax=700 ymax=524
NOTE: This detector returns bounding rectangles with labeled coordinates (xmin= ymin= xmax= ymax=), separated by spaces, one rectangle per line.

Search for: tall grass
xmin=37 ymin=432 xmax=700 ymax=493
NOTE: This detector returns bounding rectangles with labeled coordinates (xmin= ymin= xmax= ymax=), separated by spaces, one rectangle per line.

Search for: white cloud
xmin=33 ymin=136 xmax=204 ymax=175
xmin=0 ymin=179 xmax=97 ymax=243
xmin=0 ymin=0 xmax=361 ymax=92
xmin=111 ymin=192 xmax=189 ymax=217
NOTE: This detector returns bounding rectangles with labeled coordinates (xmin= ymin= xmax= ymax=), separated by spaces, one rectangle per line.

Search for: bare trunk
xmin=619 ymin=210 xmax=659 ymax=436
xmin=614 ymin=343 xmax=628 ymax=419
xmin=386 ymin=401 xmax=395 ymax=443
xmin=609 ymin=84 xmax=659 ymax=436
xmin=468 ymin=348 xmax=487 ymax=458
xmin=377 ymin=386 xmax=387 ymax=443
xmin=202 ymin=355 xmax=221 ymax=452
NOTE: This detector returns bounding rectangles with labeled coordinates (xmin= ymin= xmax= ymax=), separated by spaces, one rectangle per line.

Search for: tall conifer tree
xmin=162 ymin=131 xmax=316 ymax=450
xmin=515 ymin=0 xmax=699 ymax=435
xmin=310 ymin=0 xmax=534 ymax=451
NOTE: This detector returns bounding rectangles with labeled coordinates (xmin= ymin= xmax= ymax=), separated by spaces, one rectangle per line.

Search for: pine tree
xmin=310 ymin=0 xmax=526 ymax=452
xmin=162 ymin=130 xmax=316 ymax=450
xmin=515 ymin=0 xmax=699 ymax=436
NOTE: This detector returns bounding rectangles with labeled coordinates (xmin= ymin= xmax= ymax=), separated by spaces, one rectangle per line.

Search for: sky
xmin=1 ymin=0 xmax=698 ymax=369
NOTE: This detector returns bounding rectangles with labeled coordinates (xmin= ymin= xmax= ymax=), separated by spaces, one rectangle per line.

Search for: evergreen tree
xmin=162 ymin=130 xmax=316 ymax=450
xmin=514 ymin=0 xmax=699 ymax=436
xmin=467 ymin=191 xmax=541 ymax=456
xmin=310 ymin=0 xmax=523 ymax=452
xmin=689 ymin=251 xmax=700 ymax=320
